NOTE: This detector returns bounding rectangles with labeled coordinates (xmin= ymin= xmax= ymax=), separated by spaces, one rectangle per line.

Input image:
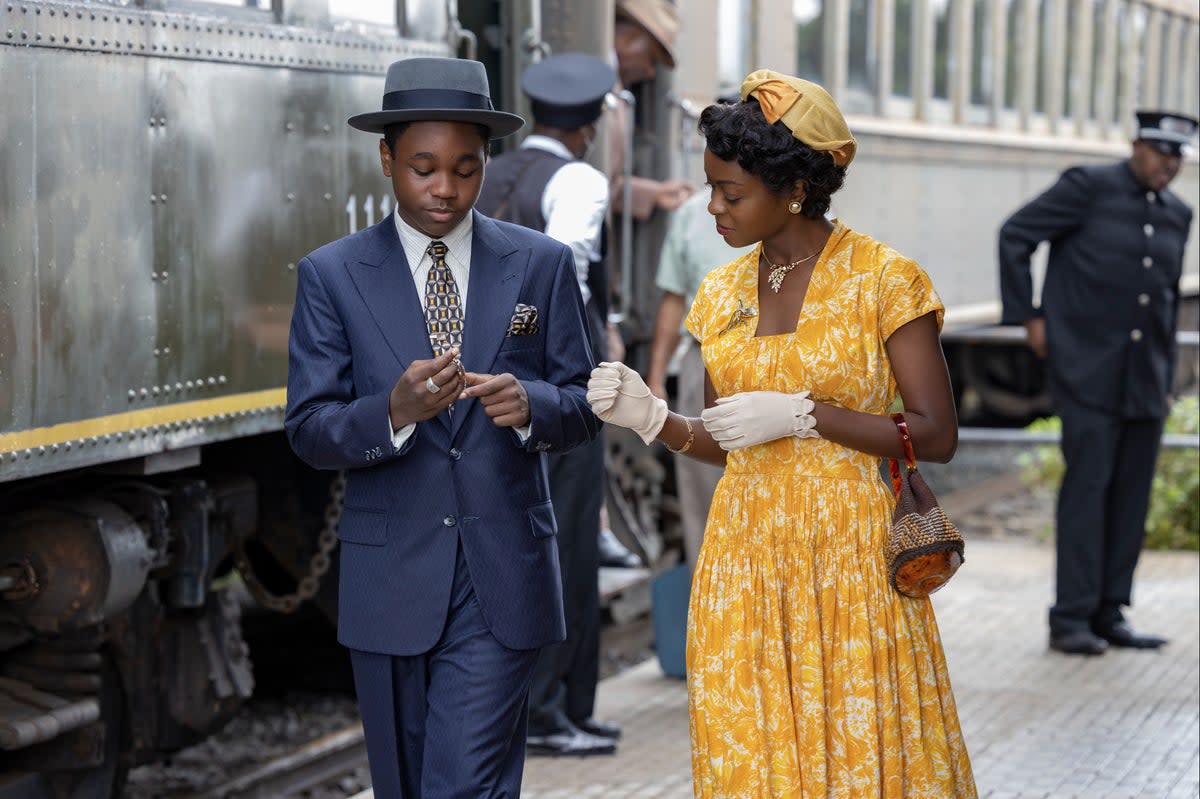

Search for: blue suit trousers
xmin=351 ymin=540 xmax=539 ymax=798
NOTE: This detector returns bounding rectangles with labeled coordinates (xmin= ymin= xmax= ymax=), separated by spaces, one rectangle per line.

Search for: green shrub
xmin=1018 ymin=396 xmax=1200 ymax=551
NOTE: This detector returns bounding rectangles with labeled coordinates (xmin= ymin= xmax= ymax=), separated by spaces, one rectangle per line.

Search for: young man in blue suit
xmin=284 ymin=57 xmax=601 ymax=798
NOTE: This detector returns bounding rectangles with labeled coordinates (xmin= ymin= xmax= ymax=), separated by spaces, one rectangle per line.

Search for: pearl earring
xmin=788 ymin=200 xmax=803 ymax=215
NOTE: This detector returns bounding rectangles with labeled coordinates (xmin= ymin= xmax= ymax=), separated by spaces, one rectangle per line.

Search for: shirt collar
xmin=522 ymin=134 xmax=575 ymax=161
xmin=1122 ymin=160 xmax=1163 ymax=204
xmin=393 ymin=209 xmax=474 ymax=275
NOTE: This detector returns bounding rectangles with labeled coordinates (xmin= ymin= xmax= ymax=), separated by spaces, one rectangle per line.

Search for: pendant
xmin=767 ymin=264 xmax=792 ymax=293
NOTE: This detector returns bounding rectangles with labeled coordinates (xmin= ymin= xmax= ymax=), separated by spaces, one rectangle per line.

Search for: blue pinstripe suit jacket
xmin=285 ymin=210 xmax=600 ymax=655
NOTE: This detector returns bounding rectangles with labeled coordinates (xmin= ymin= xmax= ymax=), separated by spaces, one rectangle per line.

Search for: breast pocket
xmin=526 ymin=501 xmax=558 ymax=539
xmin=499 ymin=333 xmax=543 ymax=353
xmin=337 ymin=506 xmax=387 ymax=546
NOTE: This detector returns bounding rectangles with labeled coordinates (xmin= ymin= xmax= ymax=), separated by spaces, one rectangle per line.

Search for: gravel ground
xmin=125 ymin=442 xmax=1053 ymax=799
xmin=124 ymin=693 xmax=368 ymax=799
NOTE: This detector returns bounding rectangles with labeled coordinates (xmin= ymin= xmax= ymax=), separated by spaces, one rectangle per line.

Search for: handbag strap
xmin=888 ymin=412 xmax=917 ymax=498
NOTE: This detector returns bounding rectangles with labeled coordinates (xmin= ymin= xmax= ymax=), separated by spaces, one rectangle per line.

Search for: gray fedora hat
xmin=348 ymin=57 xmax=524 ymax=139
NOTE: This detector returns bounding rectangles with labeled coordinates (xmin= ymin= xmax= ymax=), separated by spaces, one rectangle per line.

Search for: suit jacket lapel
xmin=346 ymin=218 xmax=450 ymax=429
xmin=454 ymin=212 xmax=524 ymax=438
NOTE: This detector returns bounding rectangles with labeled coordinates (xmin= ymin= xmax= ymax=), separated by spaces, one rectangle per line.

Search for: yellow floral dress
xmin=684 ymin=222 xmax=976 ymax=798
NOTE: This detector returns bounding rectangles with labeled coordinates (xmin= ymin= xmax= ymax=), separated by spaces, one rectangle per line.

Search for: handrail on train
xmin=959 ymin=427 xmax=1200 ymax=449
xmin=943 ymin=326 xmax=1200 ymax=348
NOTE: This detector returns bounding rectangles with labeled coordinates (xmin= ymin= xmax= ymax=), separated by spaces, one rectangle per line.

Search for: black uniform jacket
xmin=998 ymin=160 xmax=1193 ymax=418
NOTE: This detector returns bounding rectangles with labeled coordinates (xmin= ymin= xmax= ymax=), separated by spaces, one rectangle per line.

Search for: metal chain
xmin=236 ymin=471 xmax=345 ymax=614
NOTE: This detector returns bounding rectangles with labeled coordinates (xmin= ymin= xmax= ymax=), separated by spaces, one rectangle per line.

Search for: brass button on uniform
xmin=1143 ymin=223 xmax=1154 ymax=236
xmin=1142 ymin=256 xmax=1153 ymax=268
xmin=1130 ymin=329 xmax=1143 ymax=342
xmin=1138 ymin=294 xmax=1150 ymax=307
xmin=1146 ymin=191 xmax=1156 ymax=203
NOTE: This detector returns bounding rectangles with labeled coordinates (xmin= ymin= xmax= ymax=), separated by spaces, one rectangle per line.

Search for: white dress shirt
xmin=520 ymin=135 xmax=609 ymax=305
xmin=388 ymin=209 xmax=529 ymax=448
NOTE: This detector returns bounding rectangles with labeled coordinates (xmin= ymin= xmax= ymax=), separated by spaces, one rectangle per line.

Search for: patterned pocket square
xmin=506 ymin=303 xmax=539 ymax=336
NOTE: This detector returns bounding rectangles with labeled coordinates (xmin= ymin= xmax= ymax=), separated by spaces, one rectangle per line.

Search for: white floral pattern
xmin=684 ymin=222 xmax=977 ymax=798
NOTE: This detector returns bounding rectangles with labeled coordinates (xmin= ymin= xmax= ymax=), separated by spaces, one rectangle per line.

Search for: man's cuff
xmin=391 ymin=419 xmax=416 ymax=451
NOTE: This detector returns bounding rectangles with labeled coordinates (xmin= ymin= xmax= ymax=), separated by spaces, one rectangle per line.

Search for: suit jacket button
xmin=443 ymin=515 xmax=457 ymax=527
xmin=536 ymin=441 xmax=550 ymax=451
xmin=449 ymin=448 xmax=462 ymax=460
xmin=1130 ymin=329 xmax=1143 ymax=342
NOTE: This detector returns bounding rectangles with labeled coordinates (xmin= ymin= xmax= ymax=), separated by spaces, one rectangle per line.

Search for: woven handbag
xmin=884 ymin=413 xmax=965 ymax=598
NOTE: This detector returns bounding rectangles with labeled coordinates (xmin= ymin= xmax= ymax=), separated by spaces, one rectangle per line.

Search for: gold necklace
xmin=762 ymin=245 xmax=822 ymax=292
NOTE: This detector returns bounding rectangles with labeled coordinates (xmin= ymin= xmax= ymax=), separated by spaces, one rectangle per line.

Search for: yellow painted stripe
xmin=0 ymin=388 xmax=287 ymax=453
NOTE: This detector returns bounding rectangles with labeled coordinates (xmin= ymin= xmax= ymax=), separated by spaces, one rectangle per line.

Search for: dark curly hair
xmin=698 ymin=100 xmax=847 ymax=219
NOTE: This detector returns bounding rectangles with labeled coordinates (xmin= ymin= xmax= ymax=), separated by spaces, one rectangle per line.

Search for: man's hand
xmin=607 ymin=322 xmax=626 ymax=364
xmin=586 ymin=362 xmax=668 ymax=444
xmin=460 ymin=372 xmax=530 ymax=428
xmin=655 ymin=179 xmax=696 ymax=212
xmin=1024 ymin=318 xmax=1047 ymax=358
xmin=389 ymin=349 xmax=465 ymax=430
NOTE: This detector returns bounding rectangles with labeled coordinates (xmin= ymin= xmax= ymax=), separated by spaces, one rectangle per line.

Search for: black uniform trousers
xmin=527 ymin=302 xmax=606 ymax=735
xmin=1051 ymin=393 xmax=1165 ymax=636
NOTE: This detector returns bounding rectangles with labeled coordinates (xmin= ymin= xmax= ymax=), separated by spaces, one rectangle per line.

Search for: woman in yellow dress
xmin=587 ymin=69 xmax=977 ymax=798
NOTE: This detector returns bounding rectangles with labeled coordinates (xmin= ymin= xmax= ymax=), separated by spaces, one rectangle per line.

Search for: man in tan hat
xmin=609 ymin=0 xmax=695 ymax=220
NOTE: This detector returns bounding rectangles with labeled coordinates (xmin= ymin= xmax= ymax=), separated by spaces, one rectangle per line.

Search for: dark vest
xmin=477 ymin=147 xmax=609 ymax=326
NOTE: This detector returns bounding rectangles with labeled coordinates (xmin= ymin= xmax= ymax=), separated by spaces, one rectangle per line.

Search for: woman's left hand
xmin=700 ymin=390 xmax=818 ymax=450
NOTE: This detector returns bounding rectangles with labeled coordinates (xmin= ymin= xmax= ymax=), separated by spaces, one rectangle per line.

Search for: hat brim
xmin=1143 ymin=139 xmax=1192 ymax=157
xmin=347 ymin=108 xmax=525 ymax=139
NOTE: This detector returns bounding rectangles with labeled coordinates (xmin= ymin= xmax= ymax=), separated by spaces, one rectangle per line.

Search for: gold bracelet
xmin=665 ymin=416 xmax=695 ymax=454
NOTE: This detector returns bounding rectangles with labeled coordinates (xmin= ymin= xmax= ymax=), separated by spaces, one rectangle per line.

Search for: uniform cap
xmin=1134 ymin=110 xmax=1199 ymax=156
xmin=522 ymin=53 xmax=616 ymax=130
xmin=348 ymin=57 xmax=524 ymax=139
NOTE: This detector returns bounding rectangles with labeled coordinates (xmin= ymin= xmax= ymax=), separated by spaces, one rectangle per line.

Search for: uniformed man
xmin=998 ymin=109 xmax=1198 ymax=656
xmin=476 ymin=52 xmax=622 ymax=757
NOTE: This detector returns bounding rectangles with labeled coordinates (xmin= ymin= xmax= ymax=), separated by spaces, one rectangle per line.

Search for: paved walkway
xmin=355 ymin=537 xmax=1200 ymax=798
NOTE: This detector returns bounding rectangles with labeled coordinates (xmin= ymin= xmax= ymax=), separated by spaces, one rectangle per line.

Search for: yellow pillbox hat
xmin=740 ymin=69 xmax=857 ymax=167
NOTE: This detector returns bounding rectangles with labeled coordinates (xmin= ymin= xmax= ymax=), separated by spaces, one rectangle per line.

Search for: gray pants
xmin=674 ymin=338 xmax=724 ymax=569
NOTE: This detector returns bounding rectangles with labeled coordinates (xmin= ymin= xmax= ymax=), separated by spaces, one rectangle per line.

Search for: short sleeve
xmin=878 ymin=256 xmax=945 ymax=341
xmin=684 ymin=273 xmax=713 ymax=341
xmin=655 ymin=207 xmax=689 ymax=296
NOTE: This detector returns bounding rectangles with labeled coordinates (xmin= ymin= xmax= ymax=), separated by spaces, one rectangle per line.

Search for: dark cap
xmin=1134 ymin=109 xmax=1199 ymax=156
xmin=348 ymin=57 xmax=524 ymax=139
xmin=522 ymin=53 xmax=616 ymax=131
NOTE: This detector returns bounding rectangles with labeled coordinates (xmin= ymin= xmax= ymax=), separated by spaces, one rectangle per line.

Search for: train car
xmin=1 ymin=0 xmax=1195 ymax=796
xmin=0 ymin=1 xmax=465 ymax=794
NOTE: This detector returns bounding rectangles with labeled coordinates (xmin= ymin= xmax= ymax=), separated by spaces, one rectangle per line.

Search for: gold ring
xmin=425 ymin=377 xmax=441 ymax=394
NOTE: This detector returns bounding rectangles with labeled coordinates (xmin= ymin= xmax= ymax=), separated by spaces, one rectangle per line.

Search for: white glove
xmin=587 ymin=361 xmax=668 ymax=445
xmin=700 ymin=390 xmax=818 ymax=451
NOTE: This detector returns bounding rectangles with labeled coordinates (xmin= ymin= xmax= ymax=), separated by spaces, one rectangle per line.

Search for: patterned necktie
xmin=424 ymin=240 xmax=464 ymax=356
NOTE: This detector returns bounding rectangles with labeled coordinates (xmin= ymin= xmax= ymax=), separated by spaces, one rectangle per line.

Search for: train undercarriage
xmin=0 ymin=435 xmax=343 ymax=799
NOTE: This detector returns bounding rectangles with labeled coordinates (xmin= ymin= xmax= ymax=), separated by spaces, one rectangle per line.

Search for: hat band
xmin=382 ymin=88 xmax=495 ymax=113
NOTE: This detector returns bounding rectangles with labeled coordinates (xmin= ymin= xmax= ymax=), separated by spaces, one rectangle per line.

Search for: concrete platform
xmin=353 ymin=537 xmax=1200 ymax=798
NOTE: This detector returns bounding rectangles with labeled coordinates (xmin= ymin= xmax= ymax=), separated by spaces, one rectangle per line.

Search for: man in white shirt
xmin=476 ymin=52 xmax=624 ymax=757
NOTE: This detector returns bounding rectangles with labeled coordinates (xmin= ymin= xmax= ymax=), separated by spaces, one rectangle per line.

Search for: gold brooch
xmin=719 ymin=299 xmax=757 ymax=336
